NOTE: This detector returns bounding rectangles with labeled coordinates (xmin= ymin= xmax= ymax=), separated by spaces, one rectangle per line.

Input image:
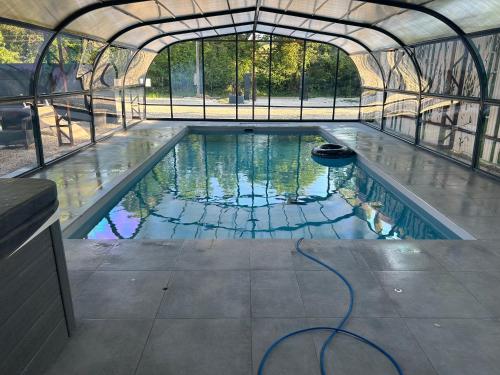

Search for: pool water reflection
xmin=85 ymin=132 xmax=444 ymax=239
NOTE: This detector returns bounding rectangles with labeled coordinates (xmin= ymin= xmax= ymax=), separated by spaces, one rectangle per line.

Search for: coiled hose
xmin=257 ymin=238 xmax=403 ymax=375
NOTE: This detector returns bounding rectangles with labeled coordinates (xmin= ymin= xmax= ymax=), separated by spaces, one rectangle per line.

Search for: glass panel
xmin=0 ymin=23 xmax=50 ymax=97
xmin=237 ymin=34 xmax=254 ymax=120
xmin=146 ymin=49 xmax=171 ymax=118
xmin=360 ymin=89 xmax=383 ymax=128
xmin=254 ymin=35 xmax=271 ymax=118
xmin=0 ymin=100 xmax=37 ymax=176
xmin=335 ymin=50 xmax=361 ymax=109
xmin=473 ymin=32 xmax=500 ymax=100
xmin=420 ymin=96 xmax=479 ymax=165
xmin=170 ymin=41 xmax=203 ymax=118
xmin=125 ymin=86 xmax=145 ymax=125
xmin=38 ymin=94 xmax=91 ymax=161
xmin=302 ymin=42 xmax=336 ymax=121
xmin=415 ymin=39 xmax=480 ymax=98
xmin=92 ymin=46 xmax=135 ymax=90
xmin=479 ymin=104 xmax=500 ymax=176
xmin=349 ymin=53 xmax=383 ymax=90
xmin=270 ymin=106 xmax=300 ymax=119
xmin=92 ymin=89 xmax=123 ymax=139
xmin=334 ymin=106 xmax=359 ymax=120
xmin=383 ymin=92 xmax=418 ymax=141
xmin=270 ymin=36 xmax=303 ymax=118
xmin=39 ymin=35 xmax=105 ymax=95
xmin=204 ymin=36 xmax=236 ymax=119
xmin=375 ymin=49 xmax=419 ymax=93
xmin=124 ymin=50 xmax=157 ymax=86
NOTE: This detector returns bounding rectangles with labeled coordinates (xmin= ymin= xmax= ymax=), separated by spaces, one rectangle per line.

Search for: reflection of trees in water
xmin=96 ymin=134 xmax=441 ymax=240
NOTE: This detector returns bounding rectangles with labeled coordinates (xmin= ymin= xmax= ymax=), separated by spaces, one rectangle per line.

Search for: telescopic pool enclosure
xmin=1 ymin=0 xmax=500 ymax=179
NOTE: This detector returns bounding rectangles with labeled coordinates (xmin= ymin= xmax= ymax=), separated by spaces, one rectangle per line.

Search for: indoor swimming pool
xmin=83 ymin=131 xmax=446 ymax=240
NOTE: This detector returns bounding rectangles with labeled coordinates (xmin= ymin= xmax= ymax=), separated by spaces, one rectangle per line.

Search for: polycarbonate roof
xmin=1 ymin=0 xmax=499 ymax=54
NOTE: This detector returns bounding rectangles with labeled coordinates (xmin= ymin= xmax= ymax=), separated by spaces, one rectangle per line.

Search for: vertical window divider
xmin=201 ymin=39 xmax=206 ymax=120
xmin=267 ymin=35 xmax=272 ymax=120
xmin=252 ymin=32 xmax=256 ymax=120
xmin=236 ymin=34 xmax=239 ymax=120
xmin=299 ymin=39 xmax=306 ymax=121
xmin=332 ymin=47 xmax=340 ymax=120
xmin=167 ymin=46 xmax=173 ymax=119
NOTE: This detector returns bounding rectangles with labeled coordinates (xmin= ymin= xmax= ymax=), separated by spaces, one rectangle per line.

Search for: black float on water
xmin=311 ymin=143 xmax=356 ymax=167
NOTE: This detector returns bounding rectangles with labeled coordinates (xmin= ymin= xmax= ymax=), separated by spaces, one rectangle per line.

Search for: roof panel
xmin=115 ymin=26 xmax=163 ymax=48
xmin=0 ymin=0 xmax=97 ymax=29
xmin=423 ymin=0 xmax=500 ymax=33
xmin=65 ymin=7 xmax=138 ymax=40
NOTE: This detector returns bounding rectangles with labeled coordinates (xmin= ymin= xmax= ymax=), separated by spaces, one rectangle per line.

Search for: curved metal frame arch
xmin=25 ymin=0 xmax=487 ymax=171
xmin=360 ymin=0 xmax=488 ymax=167
xmin=135 ymin=30 xmax=374 ymax=123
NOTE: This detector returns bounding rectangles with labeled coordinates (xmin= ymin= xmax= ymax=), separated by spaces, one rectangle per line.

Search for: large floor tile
xmin=250 ymin=244 xmax=294 ymax=270
xmin=406 ymin=318 xmax=500 ymax=375
xmin=176 ymin=240 xmax=250 ymax=270
xmin=375 ymin=271 xmax=493 ymax=318
xmin=296 ymin=270 xmax=398 ymax=318
xmin=45 ymin=319 xmax=152 ymax=375
xmin=251 ymin=271 xmax=305 ymax=318
xmin=68 ymin=270 xmax=93 ymax=298
xmin=252 ymin=318 xmax=320 ymax=375
xmin=428 ymin=241 xmax=500 ymax=271
xmin=136 ymin=319 xmax=251 ymax=375
xmin=98 ymin=240 xmax=182 ymax=270
xmin=74 ymin=271 xmax=170 ymax=319
xmin=63 ymin=240 xmax=115 ymax=270
xmin=307 ymin=317 xmax=438 ymax=375
xmin=452 ymin=271 xmax=500 ymax=317
xmin=351 ymin=241 xmax=444 ymax=271
xmin=291 ymin=240 xmax=366 ymax=271
xmin=157 ymin=270 xmax=250 ymax=318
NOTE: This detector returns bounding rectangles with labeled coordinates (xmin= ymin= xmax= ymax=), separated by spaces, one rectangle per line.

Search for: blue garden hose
xmin=257 ymin=238 xmax=403 ymax=375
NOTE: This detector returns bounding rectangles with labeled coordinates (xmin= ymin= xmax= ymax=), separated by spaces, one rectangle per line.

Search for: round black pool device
xmin=311 ymin=143 xmax=356 ymax=167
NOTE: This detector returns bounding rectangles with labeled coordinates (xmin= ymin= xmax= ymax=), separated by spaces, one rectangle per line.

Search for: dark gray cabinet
xmin=0 ymin=179 xmax=75 ymax=375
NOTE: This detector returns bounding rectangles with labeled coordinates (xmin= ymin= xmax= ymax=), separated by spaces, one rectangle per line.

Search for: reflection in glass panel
xmin=375 ymin=49 xmax=419 ymax=93
xmin=302 ymin=42 xmax=336 ymax=120
xmin=93 ymin=46 xmax=134 ymax=90
xmin=383 ymin=92 xmax=418 ymax=141
xmin=124 ymin=50 xmax=156 ymax=86
xmin=85 ymin=133 xmax=444 ymax=240
xmin=124 ymin=86 xmax=145 ymax=125
xmin=349 ymin=53 xmax=383 ymax=89
xmin=146 ymin=48 xmax=171 ymax=118
xmin=238 ymin=34 xmax=254 ymax=120
xmin=170 ymin=41 xmax=203 ymax=118
xmin=415 ymin=39 xmax=479 ymax=98
xmin=420 ymin=96 xmax=479 ymax=164
xmin=479 ymin=104 xmax=500 ymax=176
xmin=0 ymin=23 xmax=50 ymax=97
xmin=0 ymin=101 xmax=37 ymax=176
xmin=473 ymin=32 xmax=500 ymax=100
xmin=360 ymin=89 xmax=383 ymax=128
xmin=335 ymin=50 xmax=361 ymax=109
xmin=254 ymin=36 xmax=271 ymax=118
xmin=93 ymin=89 xmax=123 ymax=139
xmin=39 ymin=35 xmax=105 ymax=95
xmin=204 ymin=36 xmax=236 ymax=119
xmin=270 ymin=36 xmax=304 ymax=117
xmin=38 ymin=95 xmax=92 ymax=161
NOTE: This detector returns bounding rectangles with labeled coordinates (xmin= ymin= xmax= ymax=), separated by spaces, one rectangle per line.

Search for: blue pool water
xmin=84 ymin=132 xmax=445 ymax=240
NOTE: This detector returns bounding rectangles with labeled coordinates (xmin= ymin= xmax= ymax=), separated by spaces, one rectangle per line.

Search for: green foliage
xmin=0 ymin=23 xmax=46 ymax=63
xmin=146 ymin=35 xmax=361 ymax=99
